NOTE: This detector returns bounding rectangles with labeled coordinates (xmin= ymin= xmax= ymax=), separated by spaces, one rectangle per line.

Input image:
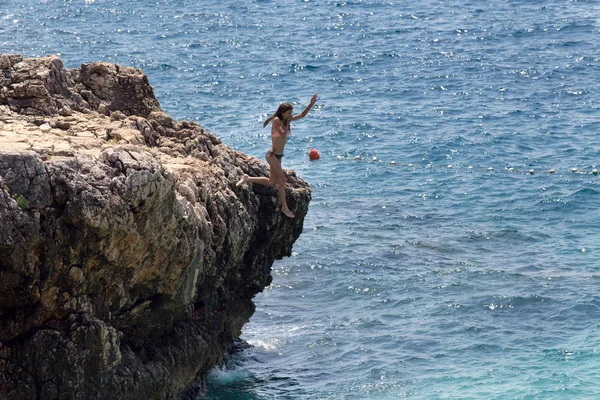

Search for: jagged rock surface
xmin=0 ymin=55 xmax=311 ymax=399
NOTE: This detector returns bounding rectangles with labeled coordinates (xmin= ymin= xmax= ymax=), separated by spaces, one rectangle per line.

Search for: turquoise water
xmin=4 ymin=0 xmax=600 ymax=398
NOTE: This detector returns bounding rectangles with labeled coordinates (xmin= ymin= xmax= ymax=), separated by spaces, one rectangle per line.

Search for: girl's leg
xmin=237 ymin=174 xmax=272 ymax=187
xmin=236 ymin=154 xmax=278 ymax=187
xmin=269 ymin=158 xmax=295 ymax=218
xmin=235 ymin=155 xmax=281 ymax=188
xmin=237 ymin=154 xmax=294 ymax=218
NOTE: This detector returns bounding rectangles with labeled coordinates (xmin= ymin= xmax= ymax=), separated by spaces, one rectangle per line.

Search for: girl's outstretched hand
xmin=310 ymin=94 xmax=318 ymax=105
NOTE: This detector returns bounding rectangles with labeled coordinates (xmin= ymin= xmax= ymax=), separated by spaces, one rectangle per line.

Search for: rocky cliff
xmin=0 ymin=54 xmax=311 ymax=399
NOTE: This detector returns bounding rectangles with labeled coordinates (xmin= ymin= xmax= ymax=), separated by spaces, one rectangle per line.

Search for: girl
xmin=237 ymin=94 xmax=318 ymax=218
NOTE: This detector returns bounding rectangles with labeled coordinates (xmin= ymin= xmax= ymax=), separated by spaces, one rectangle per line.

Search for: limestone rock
xmin=0 ymin=54 xmax=311 ymax=399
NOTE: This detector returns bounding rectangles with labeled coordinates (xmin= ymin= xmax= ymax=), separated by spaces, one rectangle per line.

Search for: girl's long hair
xmin=264 ymin=102 xmax=293 ymax=127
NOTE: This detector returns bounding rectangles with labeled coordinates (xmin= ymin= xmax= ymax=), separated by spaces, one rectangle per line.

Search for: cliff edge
xmin=0 ymin=55 xmax=311 ymax=399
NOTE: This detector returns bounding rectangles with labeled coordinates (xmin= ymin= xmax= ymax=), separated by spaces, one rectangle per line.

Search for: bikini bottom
xmin=266 ymin=151 xmax=284 ymax=161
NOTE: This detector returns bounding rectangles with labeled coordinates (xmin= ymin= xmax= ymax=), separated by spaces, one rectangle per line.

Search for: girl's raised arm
xmin=292 ymin=94 xmax=318 ymax=121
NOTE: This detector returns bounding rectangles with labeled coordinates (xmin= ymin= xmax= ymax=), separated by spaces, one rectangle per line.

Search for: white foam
xmin=247 ymin=339 xmax=279 ymax=352
xmin=208 ymin=367 xmax=248 ymax=386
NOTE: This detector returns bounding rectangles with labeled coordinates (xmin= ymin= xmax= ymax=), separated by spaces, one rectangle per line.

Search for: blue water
xmin=4 ymin=0 xmax=600 ymax=398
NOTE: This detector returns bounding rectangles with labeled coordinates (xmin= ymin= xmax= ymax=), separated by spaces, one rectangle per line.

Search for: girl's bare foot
xmin=236 ymin=174 xmax=249 ymax=186
xmin=282 ymin=207 xmax=295 ymax=218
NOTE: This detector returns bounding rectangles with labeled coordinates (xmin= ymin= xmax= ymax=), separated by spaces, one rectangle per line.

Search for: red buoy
xmin=309 ymin=148 xmax=320 ymax=161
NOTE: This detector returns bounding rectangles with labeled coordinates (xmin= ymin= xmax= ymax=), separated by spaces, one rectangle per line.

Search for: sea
xmin=3 ymin=0 xmax=600 ymax=398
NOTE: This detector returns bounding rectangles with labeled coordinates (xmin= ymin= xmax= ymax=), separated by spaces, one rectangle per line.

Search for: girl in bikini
xmin=237 ymin=94 xmax=318 ymax=218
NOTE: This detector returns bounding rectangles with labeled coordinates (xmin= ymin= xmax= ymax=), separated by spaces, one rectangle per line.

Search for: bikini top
xmin=272 ymin=119 xmax=291 ymax=138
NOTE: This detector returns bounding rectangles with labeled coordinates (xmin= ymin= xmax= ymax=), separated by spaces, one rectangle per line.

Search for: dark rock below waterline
xmin=0 ymin=54 xmax=311 ymax=399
